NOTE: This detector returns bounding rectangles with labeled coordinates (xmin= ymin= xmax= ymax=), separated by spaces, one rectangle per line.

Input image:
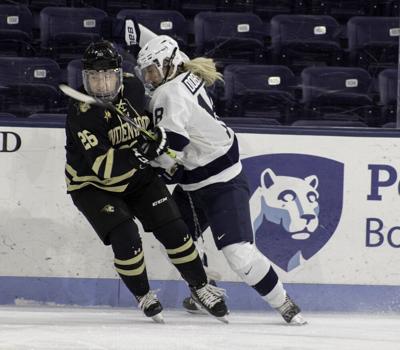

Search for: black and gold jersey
xmin=65 ymin=75 xmax=153 ymax=194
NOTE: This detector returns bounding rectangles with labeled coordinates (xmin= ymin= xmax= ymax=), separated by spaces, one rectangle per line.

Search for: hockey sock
xmin=153 ymin=219 xmax=207 ymax=288
xmin=222 ymin=242 xmax=287 ymax=307
xmin=109 ymin=219 xmax=150 ymax=297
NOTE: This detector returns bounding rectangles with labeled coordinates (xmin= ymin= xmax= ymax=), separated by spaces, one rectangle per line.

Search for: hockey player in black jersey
xmin=64 ymin=40 xmax=228 ymax=323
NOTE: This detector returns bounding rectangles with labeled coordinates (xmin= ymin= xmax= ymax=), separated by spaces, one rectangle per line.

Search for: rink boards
xmin=0 ymin=121 xmax=400 ymax=312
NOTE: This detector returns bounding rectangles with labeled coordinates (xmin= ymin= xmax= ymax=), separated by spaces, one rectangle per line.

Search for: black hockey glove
xmin=132 ymin=126 xmax=169 ymax=163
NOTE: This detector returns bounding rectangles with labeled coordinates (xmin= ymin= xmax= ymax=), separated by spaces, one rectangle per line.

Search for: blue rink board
xmin=0 ymin=276 xmax=399 ymax=313
xmin=1 ymin=122 xmax=400 ymax=312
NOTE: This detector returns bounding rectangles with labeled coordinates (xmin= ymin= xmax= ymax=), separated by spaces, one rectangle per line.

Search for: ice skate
xmin=190 ymin=283 xmax=229 ymax=323
xmin=276 ymin=295 xmax=307 ymax=325
xmin=182 ymin=296 xmax=208 ymax=315
xmin=136 ymin=290 xmax=164 ymax=323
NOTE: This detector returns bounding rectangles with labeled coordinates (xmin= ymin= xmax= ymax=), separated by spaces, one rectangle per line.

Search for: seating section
xmin=223 ymin=64 xmax=297 ymax=124
xmin=0 ymin=57 xmax=64 ymax=117
xmin=40 ymin=7 xmax=108 ymax=64
xmin=194 ymin=12 xmax=265 ymax=67
xmin=347 ymin=16 xmax=399 ymax=72
xmin=0 ymin=0 xmax=398 ymax=128
xmin=301 ymin=66 xmax=378 ymax=124
xmin=270 ymin=15 xmax=343 ymax=71
xmin=117 ymin=9 xmax=188 ymax=48
xmin=0 ymin=4 xmax=34 ymax=56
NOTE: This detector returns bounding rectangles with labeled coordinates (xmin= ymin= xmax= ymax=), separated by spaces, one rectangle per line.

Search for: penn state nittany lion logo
xmin=251 ymin=168 xmax=320 ymax=240
xmin=243 ymin=154 xmax=344 ymax=272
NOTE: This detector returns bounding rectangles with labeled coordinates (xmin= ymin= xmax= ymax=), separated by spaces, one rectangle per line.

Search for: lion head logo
xmin=251 ymin=168 xmax=320 ymax=240
xmin=243 ymin=154 xmax=344 ymax=272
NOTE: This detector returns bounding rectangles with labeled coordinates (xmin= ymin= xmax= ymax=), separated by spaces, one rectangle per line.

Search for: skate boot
xmin=182 ymin=296 xmax=207 ymax=315
xmin=190 ymin=283 xmax=229 ymax=323
xmin=136 ymin=290 xmax=164 ymax=323
xmin=183 ymin=279 xmax=216 ymax=315
xmin=276 ymin=295 xmax=307 ymax=325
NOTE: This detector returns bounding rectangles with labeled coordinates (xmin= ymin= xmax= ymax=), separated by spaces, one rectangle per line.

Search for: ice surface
xmin=0 ymin=306 xmax=399 ymax=350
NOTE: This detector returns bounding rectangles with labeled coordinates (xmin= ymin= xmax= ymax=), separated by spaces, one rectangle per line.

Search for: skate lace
xmin=277 ymin=296 xmax=296 ymax=316
xmin=195 ymin=284 xmax=226 ymax=308
xmin=137 ymin=290 xmax=159 ymax=311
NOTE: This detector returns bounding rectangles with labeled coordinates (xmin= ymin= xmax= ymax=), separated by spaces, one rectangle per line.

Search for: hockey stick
xmin=59 ymin=84 xmax=176 ymax=159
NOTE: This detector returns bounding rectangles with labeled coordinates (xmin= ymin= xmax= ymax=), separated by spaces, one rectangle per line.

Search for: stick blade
xmin=59 ymin=84 xmax=97 ymax=105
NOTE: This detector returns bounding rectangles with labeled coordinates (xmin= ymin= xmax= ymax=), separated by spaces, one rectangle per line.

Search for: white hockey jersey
xmin=148 ymin=71 xmax=242 ymax=191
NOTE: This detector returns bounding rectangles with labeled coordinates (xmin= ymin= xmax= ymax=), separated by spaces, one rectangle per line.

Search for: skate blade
xmin=151 ymin=313 xmax=165 ymax=324
xmin=289 ymin=314 xmax=308 ymax=326
xmin=192 ymin=299 xmax=229 ymax=323
xmin=185 ymin=308 xmax=208 ymax=315
xmin=216 ymin=315 xmax=229 ymax=324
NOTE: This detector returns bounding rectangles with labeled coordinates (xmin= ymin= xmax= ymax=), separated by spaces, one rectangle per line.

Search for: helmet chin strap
xmin=161 ymin=47 xmax=178 ymax=85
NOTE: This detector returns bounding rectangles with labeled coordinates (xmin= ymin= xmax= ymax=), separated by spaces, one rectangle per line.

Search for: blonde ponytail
xmin=182 ymin=57 xmax=223 ymax=86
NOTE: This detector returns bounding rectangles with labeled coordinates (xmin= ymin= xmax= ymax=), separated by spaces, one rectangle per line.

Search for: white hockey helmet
xmin=137 ymin=35 xmax=186 ymax=89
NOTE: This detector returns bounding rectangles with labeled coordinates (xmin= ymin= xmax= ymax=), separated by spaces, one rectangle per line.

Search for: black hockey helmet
xmin=82 ymin=40 xmax=123 ymax=102
xmin=82 ymin=40 xmax=122 ymax=71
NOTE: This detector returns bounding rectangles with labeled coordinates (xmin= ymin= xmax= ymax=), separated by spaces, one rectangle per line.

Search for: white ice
xmin=0 ymin=306 xmax=399 ymax=350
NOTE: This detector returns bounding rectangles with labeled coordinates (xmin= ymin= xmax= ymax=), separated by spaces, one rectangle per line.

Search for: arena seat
xmin=0 ymin=4 xmax=33 ymax=56
xmin=270 ymin=14 xmax=343 ymax=71
xmin=194 ymin=12 xmax=265 ymax=67
xmin=0 ymin=57 xmax=63 ymax=116
xmin=223 ymin=64 xmax=297 ymax=123
xmin=347 ymin=16 xmax=399 ymax=72
xmin=301 ymin=66 xmax=378 ymax=125
xmin=40 ymin=7 xmax=108 ymax=64
xmin=116 ymin=9 xmax=188 ymax=48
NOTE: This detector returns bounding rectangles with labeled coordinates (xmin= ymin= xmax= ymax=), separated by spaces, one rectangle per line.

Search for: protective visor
xmin=82 ymin=68 xmax=123 ymax=102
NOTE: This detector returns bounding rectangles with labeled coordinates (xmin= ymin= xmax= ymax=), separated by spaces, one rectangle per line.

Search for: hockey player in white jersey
xmin=135 ymin=32 xmax=306 ymax=325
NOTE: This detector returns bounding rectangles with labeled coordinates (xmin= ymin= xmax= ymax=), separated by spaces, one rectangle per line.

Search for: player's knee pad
xmin=222 ymin=242 xmax=271 ymax=286
xmin=152 ymin=218 xmax=189 ymax=249
xmin=108 ymin=219 xmax=142 ymax=260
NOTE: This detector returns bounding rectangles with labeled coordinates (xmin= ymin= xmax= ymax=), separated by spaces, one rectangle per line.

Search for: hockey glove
xmin=132 ymin=126 xmax=169 ymax=163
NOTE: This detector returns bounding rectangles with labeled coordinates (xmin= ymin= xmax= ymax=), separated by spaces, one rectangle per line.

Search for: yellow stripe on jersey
xmin=92 ymin=148 xmax=115 ymax=179
xmin=66 ymin=163 xmax=136 ymax=185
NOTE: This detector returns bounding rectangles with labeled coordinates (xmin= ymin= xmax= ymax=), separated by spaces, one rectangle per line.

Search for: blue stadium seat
xmin=252 ymin=0 xmax=306 ymax=20
xmin=301 ymin=66 xmax=378 ymax=125
xmin=378 ymin=69 xmax=398 ymax=123
xmin=270 ymin=15 xmax=343 ymax=70
xmin=67 ymin=58 xmax=136 ymax=90
xmin=292 ymin=119 xmax=369 ymax=127
xmin=223 ymin=64 xmax=297 ymax=123
xmin=374 ymin=0 xmax=399 ymax=16
xmin=40 ymin=7 xmax=108 ymax=64
xmin=171 ymin=1 xmax=218 ymax=18
xmin=106 ymin=0 xmax=170 ymax=15
xmin=310 ymin=1 xmax=373 ymax=21
xmin=347 ymin=17 xmax=399 ymax=72
xmin=0 ymin=4 xmax=34 ymax=56
xmin=194 ymin=12 xmax=265 ymax=67
xmin=116 ymin=9 xmax=188 ymax=47
xmin=0 ymin=57 xmax=63 ymax=116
